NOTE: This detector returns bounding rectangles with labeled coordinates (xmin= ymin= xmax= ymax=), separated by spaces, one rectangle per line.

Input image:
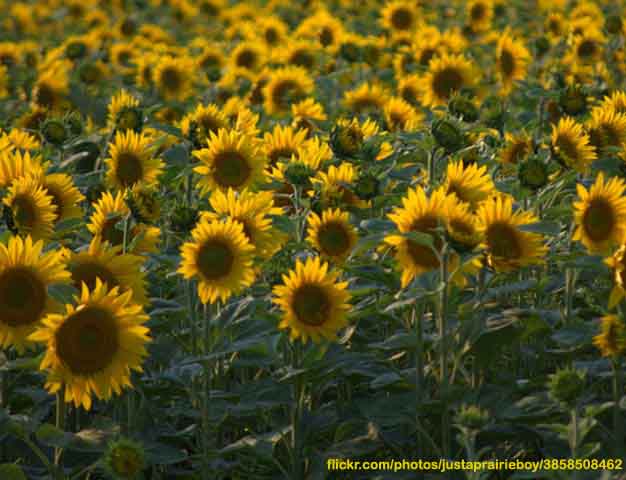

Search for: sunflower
xmin=443 ymin=160 xmax=495 ymax=208
xmin=179 ymin=103 xmax=228 ymax=147
xmin=281 ymin=39 xmax=319 ymax=71
xmin=306 ymin=208 xmax=357 ymax=262
xmin=312 ymin=162 xmax=369 ymax=209
xmin=88 ymin=190 xmax=160 ymax=255
xmin=343 ymin=82 xmax=389 ymax=114
xmin=384 ymin=187 xmax=454 ymax=287
xmin=0 ymin=235 xmax=69 ymax=353
xmin=499 ymin=132 xmax=532 ymax=165
xmin=600 ymin=91 xmax=626 ymax=115
xmin=263 ymin=67 xmax=315 ymax=116
xmin=230 ymin=41 xmax=266 ymax=72
xmin=36 ymin=173 xmax=85 ymax=223
xmin=445 ymin=197 xmax=483 ymax=251
xmin=0 ymin=150 xmax=46 ymax=188
xmin=105 ymin=130 xmax=163 ymax=190
xmin=263 ymin=125 xmax=309 ymax=167
xmin=397 ymin=73 xmax=422 ymax=105
xmin=593 ymin=315 xmax=625 ymax=357
xmin=178 ymin=218 xmax=255 ymax=304
xmin=291 ymin=98 xmax=327 ymax=134
xmin=203 ymin=188 xmax=285 ymax=260
xmin=476 ymin=196 xmax=547 ymax=272
xmin=258 ymin=16 xmax=288 ymax=48
xmin=545 ymin=12 xmax=566 ymax=42
xmin=29 ymin=280 xmax=150 ymax=410
xmin=272 ymin=256 xmax=350 ymax=343
xmin=573 ymin=173 xmax=626 ymax=254
xmin=568 ymin=29 xmax=605 ymax=66
xmin=67 ymin=237 xmax=147 ymax=306
xmin=295 ymin=10 xmax=346 ymax=52
xmin=4 ymin=177 xmax=58 ymax=240
xmin=420 ymin=54 xmax=477 ymax=108
xmin=380 ymin=0 xmax=420 ymax=35
xmin=107 ymin=90 xmax=142 ymax=132
xmin=604 ymin=245 xmax=626 ymax=309
xmin=466 ymin=0 xmax=493 ymax=33
xmin=1 ymin=129 xmax=41 ymax=151
xmin=586 ymin=106 xmax=626 ymax=156
xmin=383 ymin=96 xmax=424 ymax=132
xmin=153 ymin=55 xmax=195 ymax=101
xmin=550 ymin=117 xmax=597 ymax=173
xmin=193 ymin=128 xmax=266 ymax=195
xmin=31 ymin=61 xmax=70 ymax=111
xmin=495 ymin=32 xmax=530 ymax=95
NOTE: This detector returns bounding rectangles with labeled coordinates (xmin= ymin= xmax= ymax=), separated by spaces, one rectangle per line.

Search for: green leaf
xmin=519 ymin=221 xmax=561 ymax=236
xmin=0 ymin=464 xmax=27 ymax=480
xmin=36 ymin=423 xmax=74 ymax=448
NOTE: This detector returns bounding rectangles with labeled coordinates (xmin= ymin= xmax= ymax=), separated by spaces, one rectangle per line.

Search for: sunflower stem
xmin=291 ymin=341 xmax=305 ymax=479
xmin=412 ymin=303 xmax=425 ymax=469
xmin=54 ymin=386 xmax=65 ymax=468
xmin=201 ymin=302 xmax=212 ymax=480
xmin=612 ymin=357 xmax=623 ymax=456
xmin=437 ymin=245 xmax=451 ymax=474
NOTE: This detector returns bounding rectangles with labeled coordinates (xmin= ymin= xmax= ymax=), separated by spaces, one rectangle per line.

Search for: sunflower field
xmin=3 ymin=0 xmax=626 ymax=479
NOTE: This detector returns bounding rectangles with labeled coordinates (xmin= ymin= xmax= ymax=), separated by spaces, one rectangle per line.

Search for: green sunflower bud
xmin=355 ymin=170 xmax=381 ymax=201
xmin=65 ymin=112 xmax=84 ymax=137
xmin=284 ymin=162 xmax=315 ymax=187
xmin=559 ymin=85 xmax=587 ymax=116
xmin=330 ymin=122 xmax=364 ymax=158
xmin=116 ymin=107 xmax=143 ymax=133
xmin=455 ymin=404 xmax=489 ymax=430
xmin=548 ymin=368 xmax=585 ymax=407
xmin=432 ymin=118 xmax=465 ymax=153
xmin=518 ymin=156 xmax=550 ymax=190
xmin=448 ymin=94 xmax=479 ymax=123
xmin=103 ymin=437 xmax=146 ymax=480
xmin=41 ymin=118 xmax=68 ymax=146
xmin=170 ymin=205 xmax=199 ymax=234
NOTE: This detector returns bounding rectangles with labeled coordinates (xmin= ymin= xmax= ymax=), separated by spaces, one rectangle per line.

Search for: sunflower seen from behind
xmin=573 ymin=173 xmax=626 ymax=255
xmin=476 ymin=195 xmax=547 ymax=272
xmin=0 ymin=235 xmax=69 ymax=353
xmin=105 ymin=130 xmax=163 ymax=190
xmin=306 ymin=208 xmax=358 ymax=262
xmin=29 ymin=280 xmax=150 ymax=410
xmin=273 ymin=256 xmax=351 ymax=343
xmin=193 ymin=128 xmax=267 ymax=195
xmin=178 ymin=217 xmax=256 ymax=304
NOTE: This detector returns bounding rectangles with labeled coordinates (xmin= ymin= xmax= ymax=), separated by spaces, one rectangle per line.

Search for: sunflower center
xmin=0 ymin=267 xmax=47 ymax=328
xmin=486 ymin=222 xmax=522 ymax=259
xmin=583 ymin=198 xmax=615 ymax=242
xmin=578 ymin=40 xmax=597 ymax=59
xmin=293 ymin=284 xmax=330 ymax=326
xmin=160 ymin=67 xmax=182 ymax=91
xmin=269 ymin=147 xmax=296 ymax=166
xmin=11 ymin=195 xmax=38 ymax=231
xmin=116 ymin=152 xmax=144 ymax=188
xmin=101 ymin=216 xmax=125 ymax=247
xmin=34 ymin=83 xmax=56 ymax=109
xmin=290 ymin=50 xmax=315 ymax=69
xmin=470 ymin=3 xmax=486 ymax=21
xmin=508 ymin=141 xmax=529 ymax=163
xmin=265 ymin=28 xmax=279 ymax=45
xmin=213 ymin=150 xmax=252 ymax=188
xmin=319 ymin=27 xmax=334 ymax=47
xmin=199 ymin=115 xmax=222 ymax=136
xmin=56 ymin=307 xmax=119 ymax=375
xmin=391 ymin=8 xmax=413 ymax=30
xmin=407 ymin=215 xmax=441 ymax=270
xmin=71 ymin=261 xmax=119 ymax=292
xmin=197 ymin=240 xmax=234 ymax=280
xmin=554 ymin=134 xmax=579 ymax=163
xmin=271 ymin=80 xmax=300 ymax=111
xmin=236 ymin=49 xmax=257 ymax=70
xmin=499 ymin=49 xmax=515 ymax=77
xmin=318 ymin=221 xmax=351 ymax=256
xmin=45 ymin=187 xmax=65 ymax=218
xmin=433 ymin=67 xmax=464 ymax=101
